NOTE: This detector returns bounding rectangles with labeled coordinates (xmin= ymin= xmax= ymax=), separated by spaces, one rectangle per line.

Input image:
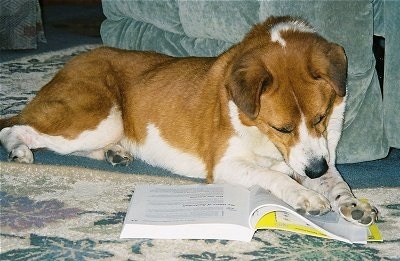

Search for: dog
xmin=0 ymin=16 xmax=377 ymax=225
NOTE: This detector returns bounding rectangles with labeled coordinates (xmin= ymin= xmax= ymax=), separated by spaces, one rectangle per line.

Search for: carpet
xmin=1 ymin=161 xmax=400 ymax=260
xmin=1 ymin=45 xmax=400 ymax=260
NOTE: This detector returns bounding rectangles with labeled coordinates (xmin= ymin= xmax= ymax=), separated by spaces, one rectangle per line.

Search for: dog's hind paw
xmin=339 ymin=200 xmax=378 ymax=226
xmin=8 ymin=145 xmax=34 ymax=163
xmin=105 ymin=146 xmax=132 ymax=166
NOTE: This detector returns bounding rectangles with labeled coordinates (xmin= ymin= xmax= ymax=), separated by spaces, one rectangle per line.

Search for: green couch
xmin=100 ymin=0 xmax=399 ymax=164
xmin=0 ymin=0 xmax=46 ymax=49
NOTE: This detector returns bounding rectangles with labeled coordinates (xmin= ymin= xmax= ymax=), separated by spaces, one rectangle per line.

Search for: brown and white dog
xmin=0 ymin=16 xmax=377 ymax=225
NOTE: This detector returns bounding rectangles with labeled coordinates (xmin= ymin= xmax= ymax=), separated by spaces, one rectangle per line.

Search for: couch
xmin=0 ymin=0 xmax=46 ymax=49
xmin=100 ymin=0 xmax=399 ymax=164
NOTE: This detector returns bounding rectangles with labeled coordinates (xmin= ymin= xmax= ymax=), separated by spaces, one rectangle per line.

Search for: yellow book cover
xmin=256 ymin=211 xmax=382 ymax=242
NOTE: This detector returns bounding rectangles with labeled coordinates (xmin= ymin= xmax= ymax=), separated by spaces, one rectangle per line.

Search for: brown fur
xmin=0 ymin=17 xmax=347 ymax=182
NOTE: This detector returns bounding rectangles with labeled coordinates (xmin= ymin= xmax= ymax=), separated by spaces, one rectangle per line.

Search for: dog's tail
xmin=0 ymin=116 xmax=22 ymax=130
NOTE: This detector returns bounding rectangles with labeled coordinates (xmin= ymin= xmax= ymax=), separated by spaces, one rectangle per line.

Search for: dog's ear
xmin=226 ymin=55 xmax=272 ymax=119
xmin=326 ymin=43 xmax=347 ymax=97
xmin=310 ymin=42 xmax=347 ymax=97
xmin=317 ymin=43 xmax=347 ymax=97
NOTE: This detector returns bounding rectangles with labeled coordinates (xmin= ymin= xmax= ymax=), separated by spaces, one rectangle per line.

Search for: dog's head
xmin=226 ymin=17 xmax=347 ymax=179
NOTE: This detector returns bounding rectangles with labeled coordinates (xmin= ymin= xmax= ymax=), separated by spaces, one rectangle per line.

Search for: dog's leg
xmin=105 ymin=144 xmax=133 ymax=166
xmin=70 ymin=144 xmax=132 ymax=166
xmin=0 ymin=107 xmax=125 ymax=164
xmin=301 ymin=167 xmax=378 ymax=226
xmin=214 ymin=159 xmax=331 ymax=215
xmin=0 ymin=126 xmax=37 ymax=163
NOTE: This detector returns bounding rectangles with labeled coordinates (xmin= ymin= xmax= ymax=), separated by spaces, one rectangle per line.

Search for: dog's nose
xmin=305 ymin=157 xmax=328 ymax=179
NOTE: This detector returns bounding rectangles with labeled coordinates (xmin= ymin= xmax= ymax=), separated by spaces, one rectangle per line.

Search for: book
xmin=120 ymin=184 xmax=382 ymax=244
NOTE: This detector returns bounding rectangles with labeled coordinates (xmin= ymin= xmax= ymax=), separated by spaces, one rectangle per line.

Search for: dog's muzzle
xmin=305 ymin=157 xmax=328 ymax=179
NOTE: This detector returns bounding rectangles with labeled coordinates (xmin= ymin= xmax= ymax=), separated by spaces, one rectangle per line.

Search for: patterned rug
xmin=1 ymin=45 xmax=400 ymax=260
xmin=0 ymin=45 xmax=101 ymax=118
xmin=1 ymin=161 xmax=399 ymax=260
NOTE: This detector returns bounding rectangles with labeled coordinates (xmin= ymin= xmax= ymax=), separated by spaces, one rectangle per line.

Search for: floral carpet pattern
xmin=1 ymin=45 xmax=400 ymax=260
xmin=0 ymin=162 xmax=399 ymax=260
xmin=1 ymin=45 xmax=100 ymax=118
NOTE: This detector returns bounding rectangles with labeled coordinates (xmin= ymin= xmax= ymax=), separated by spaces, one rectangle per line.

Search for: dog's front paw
xmin=8 ymin=145 xmax=34 ymax=163
xmin=289 ymin=189 xmax=331 ymax=216
xmin=339 ymin=199 xmax=378 ymax=226
xmin=105 ymin=145 xmax=132 ymax=166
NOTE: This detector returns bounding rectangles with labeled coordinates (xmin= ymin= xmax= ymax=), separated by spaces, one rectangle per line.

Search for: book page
xmin=125 ymin=184 xmax=250 ymax=226
xmin=305 ymin=212 xmax=367 ymax=243
xmin=247 ymin=186 xmax=370 ymax=244
xmin=248 ymin=185 xmax=294 ymax=227
xmin=256 ymin=211 xmax=330 ymax=238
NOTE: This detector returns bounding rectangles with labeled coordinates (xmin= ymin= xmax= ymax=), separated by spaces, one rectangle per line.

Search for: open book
xmin=120 ymin=184 xmax=382 ymax=244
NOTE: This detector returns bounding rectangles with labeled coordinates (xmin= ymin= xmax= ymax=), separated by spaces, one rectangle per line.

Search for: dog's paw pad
xmin=295 ymin=208 xmax=306 ymax=215
xmin=105 ymin=149 xmax=132 ymax=166
xmin=308 ymin=210 xmax=324 ymax=216
xmin=339 ymin=201 xmax=378 ymax=226
xmin=292 ymin=190 xmax=331 ymax=216
xmin=351 ymin=209 xmax=364 ymax=220
xmin=8 ymin=145 xmax=34 ymax=163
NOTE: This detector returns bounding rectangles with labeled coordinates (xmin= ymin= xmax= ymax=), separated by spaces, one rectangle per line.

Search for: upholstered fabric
xmin=374 ymin=0 xmax=400 ymax=149
xmin=100 ymin=0 xmax=398 ymax=163
xmin=0 ymin=0 xmax=46 ymax=49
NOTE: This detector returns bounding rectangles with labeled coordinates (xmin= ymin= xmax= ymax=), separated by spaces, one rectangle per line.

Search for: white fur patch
xmin=326 ymin=98 xmax=346 ymax=164
xmin=121 ymin=123 xmax=207 ymax=179
xmin=0 ymin=106 xmax=123 ymax=158
xmin=288 ymin=116 xmax=329 ymax=176
xmin=269 ymin=20 xmax=315 ymax=47
xmin=214 ymin=102 xmax=292 ymax=185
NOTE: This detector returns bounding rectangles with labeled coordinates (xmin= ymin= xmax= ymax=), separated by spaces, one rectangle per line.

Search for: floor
xmin=0 ymin=4 xmax=104 ymax=62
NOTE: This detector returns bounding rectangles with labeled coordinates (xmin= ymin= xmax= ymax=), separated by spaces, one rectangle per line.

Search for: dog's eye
xmin=310 ymin=70 xmax=322 ymax=80
xmin=272 ymin=125 xmax=293 ymax=134
xmin=313 ymin=114 xmax=326 ymax=125
xmin=261 ymin=77 xmax=272 ymax=92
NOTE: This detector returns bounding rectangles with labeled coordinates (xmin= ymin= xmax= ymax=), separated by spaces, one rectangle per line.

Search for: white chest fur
xmin=214 ymin=102 xmax=293 ymax=184
xmin=121 ymin=123 xmax=207 ymax=179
